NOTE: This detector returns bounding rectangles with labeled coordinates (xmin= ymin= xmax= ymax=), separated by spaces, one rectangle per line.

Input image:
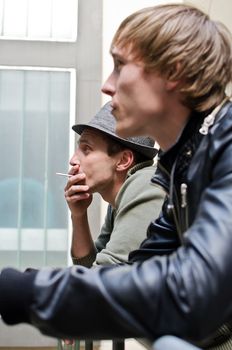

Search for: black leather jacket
xmin=1 ymin=101 xmax=232 ymax=345
xmin=129 ymin=107 xmax=206 ymax=262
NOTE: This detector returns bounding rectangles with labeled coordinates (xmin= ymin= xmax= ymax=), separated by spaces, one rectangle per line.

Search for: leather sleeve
xmin=32 ymin=172 xmax=232 ymax=342
xmin=1 ymin=195 xmax=232 ymax=343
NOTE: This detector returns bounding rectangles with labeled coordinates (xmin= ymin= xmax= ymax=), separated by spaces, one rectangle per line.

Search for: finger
xmin=64 ymin=173 xmax=86 ymax=191
xmin=65 ymin=192 xmax=90 ymax=203
xmin=67 ymin=184 xmax=89 ymax=196
xmin=68 ymin=164 xmax=80 ymax=176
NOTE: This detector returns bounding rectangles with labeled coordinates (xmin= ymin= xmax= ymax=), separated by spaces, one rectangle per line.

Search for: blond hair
xmin=112 ymin=4 xmax=232 ymax=112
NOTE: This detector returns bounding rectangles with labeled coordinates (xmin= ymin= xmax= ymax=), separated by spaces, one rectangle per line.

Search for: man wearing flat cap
xmin=64 ymin=101 xmax=165 ymax=267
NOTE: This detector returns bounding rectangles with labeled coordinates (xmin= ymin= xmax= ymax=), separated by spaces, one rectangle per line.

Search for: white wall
xmin=191 ymin=0 xmax=232 ymax=34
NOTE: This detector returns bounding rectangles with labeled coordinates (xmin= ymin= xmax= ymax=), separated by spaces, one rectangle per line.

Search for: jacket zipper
xmin=180 ymin=183 xmax=189 ymax=232
xmin=155 ymin=162 xmax=184 ymax=244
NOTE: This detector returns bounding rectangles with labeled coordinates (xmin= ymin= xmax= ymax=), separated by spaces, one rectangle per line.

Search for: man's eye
xmin=83 ymin=146 xmax=91 ymax=154
xmin=114 ymin=59 xmax=123 ymax=72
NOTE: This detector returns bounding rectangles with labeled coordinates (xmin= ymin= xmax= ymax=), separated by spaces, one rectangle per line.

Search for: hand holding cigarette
xmin=62 ymin=165 xmax=92 ymax=217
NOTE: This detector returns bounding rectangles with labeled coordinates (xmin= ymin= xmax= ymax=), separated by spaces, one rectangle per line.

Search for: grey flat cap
xmin=72 ymin=102 xmax=157 ymax=160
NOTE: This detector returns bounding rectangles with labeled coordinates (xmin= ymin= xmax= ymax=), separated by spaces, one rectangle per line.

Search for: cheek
xmin=77 ymin=156 xmax=92 ymax=177
xmin=96 ymin=160 xmax=114 ymax=175
xmin=119 ymin=73 xmax=136 ymax=95
xmin=118 ymin=77 xmax=146 ymax=112
xmin=85 ymin=156 xmax=114 ymax=179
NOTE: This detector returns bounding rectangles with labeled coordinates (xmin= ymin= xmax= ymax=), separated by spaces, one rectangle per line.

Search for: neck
xmin=152 ymin=104 xmax=191 ymax=151
xmin=101 ymin=177 xmax=126 ymax=207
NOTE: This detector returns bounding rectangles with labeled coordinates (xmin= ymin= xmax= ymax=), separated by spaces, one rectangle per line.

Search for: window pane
xmin=4 ymin=0 xmax=28 ymax=37
xmin=0 ymin=68 xmax=74 ymax=269
xmin=0 ymin=0 xmax=78 ymax=41
xmin=52 ymin=0 xmax=78 ymax=40
xmin=28 ymin=0 xmax=52 ymax=39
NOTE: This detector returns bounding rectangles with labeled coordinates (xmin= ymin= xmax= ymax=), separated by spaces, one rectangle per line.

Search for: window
xmin=0 ymin=1 xmax=79 ymax=273
xmin=0 ymin=67 xmax=75 ymax=269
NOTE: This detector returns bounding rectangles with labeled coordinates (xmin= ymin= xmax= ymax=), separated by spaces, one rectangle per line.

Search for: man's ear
xmin=166 ymin=62 xmax=182 ymax=91
xmin=116 ymin=150 xmax=134 ymax=172
xmin=166 ymin=79 xmax=179 ymax=91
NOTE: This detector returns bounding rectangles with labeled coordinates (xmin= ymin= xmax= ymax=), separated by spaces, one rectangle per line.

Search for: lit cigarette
xmin=56 ymin=172 xmax=72 ymax=177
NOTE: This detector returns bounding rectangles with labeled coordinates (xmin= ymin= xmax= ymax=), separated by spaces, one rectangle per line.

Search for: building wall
xmin=191 ymin=0 xmax=232 ymax=33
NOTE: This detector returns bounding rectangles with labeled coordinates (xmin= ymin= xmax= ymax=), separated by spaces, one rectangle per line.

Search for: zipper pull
xmin=181 ymin=183 xmax=187 ymax=208
xmin=199 ymin=98 xmax=228 ymax=135
xmin=199 ymin=113 xmax=215 ymax=135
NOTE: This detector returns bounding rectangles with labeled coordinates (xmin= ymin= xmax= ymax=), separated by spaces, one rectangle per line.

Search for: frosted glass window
xmin=0 ymin=68 xmax=75 ymax=269
xmin=0 ymin=0 xmax=78 ymax=41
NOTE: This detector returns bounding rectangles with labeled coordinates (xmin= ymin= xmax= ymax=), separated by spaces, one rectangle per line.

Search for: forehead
xmin=111 ymin=44 xmax=145 ymax=68
xmin=111 ymin=44 xmax=133 ymax=60
xmin=79 ymin=128 xmax=108 ymax=145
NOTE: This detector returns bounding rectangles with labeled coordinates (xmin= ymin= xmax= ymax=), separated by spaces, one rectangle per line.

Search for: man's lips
xmin=110 ymin=105 xmax=120 ymax=120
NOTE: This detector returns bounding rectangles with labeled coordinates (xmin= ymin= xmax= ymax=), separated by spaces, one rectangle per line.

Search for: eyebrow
xmin=78 ymin=138 xmax=89 ymax=145
xmin=78 ymin=136 xmax=95 ymax=147
xmin=110 ymin=48 xmax=124 ymax=60
xmin=110 ymin=46 xmax=136 ymax=63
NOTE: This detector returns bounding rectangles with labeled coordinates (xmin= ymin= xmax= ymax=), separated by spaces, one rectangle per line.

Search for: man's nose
xmin=69 ymin=153 xmax=80 ymax=166
xmin=101 ymin=73 xmax=115 ymax=97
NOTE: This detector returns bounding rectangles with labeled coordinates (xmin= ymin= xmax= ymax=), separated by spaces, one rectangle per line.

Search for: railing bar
xmin=85 ymin=340 xmax=93 ymax=350
xmin=113 ymin=339 xmax=125 ymax=350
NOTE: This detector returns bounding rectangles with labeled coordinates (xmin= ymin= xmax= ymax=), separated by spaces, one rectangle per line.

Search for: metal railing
xmin=57 ymin=339 xmax=125 ymax=350
xmin=57 ymin=338 xmax=151 ymax=350
xmin=57 ymin=336 xmax=202 ymax=350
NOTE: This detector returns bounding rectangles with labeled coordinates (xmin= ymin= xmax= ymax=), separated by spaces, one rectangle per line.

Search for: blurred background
xmin=0 ymin=0 xmax=231 ymax=348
